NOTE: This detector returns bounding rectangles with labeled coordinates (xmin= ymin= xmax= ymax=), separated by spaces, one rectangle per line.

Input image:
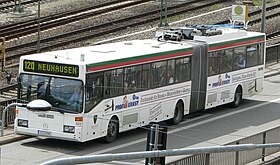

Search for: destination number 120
xmin=24 ymin=61 xmax=35 ymax=71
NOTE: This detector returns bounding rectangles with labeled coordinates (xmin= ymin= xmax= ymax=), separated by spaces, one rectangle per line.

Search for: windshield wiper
xmin=51 ymin=107 xmax=79 ymax=114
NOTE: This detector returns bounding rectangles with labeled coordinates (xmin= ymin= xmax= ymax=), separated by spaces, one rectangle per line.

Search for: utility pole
xmin=1 ymin=37 xmax=6 ymax=72
xmin=159 ymin=0 xmax=168 ymax=27
xmin=261 ymin=0 xmax=266 ymax=33
xmin=37 ymin=0 xmax=41 ymax=53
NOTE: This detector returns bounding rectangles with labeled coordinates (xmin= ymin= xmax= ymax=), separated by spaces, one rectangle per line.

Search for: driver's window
xmin=36 ymin=77 xmax=49 ymax=99
xmin=59 ymin=84 xmax=73 ymax=102
xmin=85 ymin=72 xmax=104 ymax=113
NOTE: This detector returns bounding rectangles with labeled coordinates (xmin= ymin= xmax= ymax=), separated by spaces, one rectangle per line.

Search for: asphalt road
xmin=1 ymin=74 xmax=280 ymax=165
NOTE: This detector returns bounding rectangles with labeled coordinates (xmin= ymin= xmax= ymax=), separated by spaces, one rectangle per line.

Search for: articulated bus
xmin=15 ymin=25 xmax=265 ymax=142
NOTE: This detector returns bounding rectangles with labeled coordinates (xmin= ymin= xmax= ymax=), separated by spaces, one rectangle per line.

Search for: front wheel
xmin=104 ymin=117 xmax=119 ymax=143
xmin=230 ymin=87 xmax=242 ymax=108
xmin=171 ymin=102 xmax=184 ymax=125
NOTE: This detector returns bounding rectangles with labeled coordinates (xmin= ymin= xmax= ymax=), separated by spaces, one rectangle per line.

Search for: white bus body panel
xmin=15 ymin=107 xmax=85 ymax=142
xmin=92 ymin=82 xmax=192 ymax=140
xmin=205 ymin=65 xmax=264 ymax=109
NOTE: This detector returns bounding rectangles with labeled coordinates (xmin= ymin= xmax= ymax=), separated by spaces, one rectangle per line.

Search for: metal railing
xmin=167 ymin=126 xmax=280 ymax=165
xmin=41 ymin=141 xmax=280 ymax=165
xmin=266 ymin=43 xmax=280 ymax=64
xmin=0 ymin=105 xmax=16 ymax=125
xmin=0 ymin=103 xmax=17 ymax=136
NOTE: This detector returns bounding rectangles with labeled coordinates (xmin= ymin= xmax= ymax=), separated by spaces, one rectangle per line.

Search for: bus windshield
xmin=18 ymin=74 xmax=83 ymax=113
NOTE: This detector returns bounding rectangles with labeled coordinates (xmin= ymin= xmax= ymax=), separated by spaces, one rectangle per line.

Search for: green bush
xmin=252 ymin=0 xmax=276 ymax=6
xmin=252 ymin=0 xmax=262 ymax=6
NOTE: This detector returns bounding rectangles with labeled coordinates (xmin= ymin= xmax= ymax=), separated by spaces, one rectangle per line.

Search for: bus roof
xmin=20 ymin=27 xmax=265 ymax=73
xmin=21 ymin=39 xmax=194 ymax=72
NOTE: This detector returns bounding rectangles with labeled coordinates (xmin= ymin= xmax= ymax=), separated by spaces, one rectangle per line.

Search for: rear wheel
xmin=171 ymin=102 xmax=184 ymax=125
xmin=104 ymin=117 xmax=119 ymax=143
xmin=230 ymin=87 xmax=242 ymax=108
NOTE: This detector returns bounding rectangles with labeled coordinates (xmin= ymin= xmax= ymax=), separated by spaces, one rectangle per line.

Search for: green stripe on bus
xmin=86 ymin=48 xmax=192 ymax=69
xmin=209 ymin=35 xmax=264 ymax=48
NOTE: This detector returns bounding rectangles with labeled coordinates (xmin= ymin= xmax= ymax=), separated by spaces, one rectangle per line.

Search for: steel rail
xmin=3 ymin=0 xmax=280 ymax=64
xmin=1 ymin=0 xmax=152 ymax=40
xmin=0 ymin=0 xmax=133 ymax=35
xmin=3 ymin=0 xmax=225 ymax=59
xmin=0 ymin=0 xmax=38 ymax=11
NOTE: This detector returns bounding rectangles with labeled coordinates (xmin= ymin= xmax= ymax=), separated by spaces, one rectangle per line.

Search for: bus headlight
xmin=18 ymin=119 xmax=28 ymax=127
xmin=63 ymin=125 xmax=75 ymax=134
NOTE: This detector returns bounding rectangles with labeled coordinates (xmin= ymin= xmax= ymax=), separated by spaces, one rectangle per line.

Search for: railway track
xmin=2 ymin=0 xmax=228 ymax=65
xmin=0 ymin=0 xmax=39 ymax=12
xmin=0 ymin=84 xmax=17 ymax=105
xmin=0 ymin=0 xmax=151 ymax=40
xmin=3 ymin=0 xmax=280 ymax=64
xmin=267 ymin=30 xmax=280 ymax=44
xmin=1 ymin=1 xmax=280 ymax=105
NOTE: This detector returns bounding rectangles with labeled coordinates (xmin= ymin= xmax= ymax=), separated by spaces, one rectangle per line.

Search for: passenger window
xmin=233 ymin=46 xmax=246 ymax=70
xmin=124 ymin=65 xmax=141 ymax=93
xmin=258 ymin=43 xmax=264 ymax=65
xmin=220 ymin=50 xmax=232 ymax=73
xmin=151 ymin=61 xmax=167 ymax=88
xmin=104 ymin=69 xmax=123 ymax=97
xmin=141 ymin=64 xmax=150 ymax=90
xmin=246 ymin=45 xmax=258 ymax=67
xmin=208 ymin=52 xmax=219 ymax=76
xmin=167 ymin=60 xmax=175 ymax=84
xmin=175 ymin=57 xmax=191 ymax=82
xmin=85 ymin=72 xmax=104 ymax=112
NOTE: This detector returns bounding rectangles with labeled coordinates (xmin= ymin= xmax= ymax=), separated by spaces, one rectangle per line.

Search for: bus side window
xmin=141 ymin=64 xmax=150 ymax=90
xmin=151 ymin=61 xmax=167 ymax=88
xmin=104 ymin=71 xmax=111 ymax=98
xmin=220 ymin=50 xmax=232 ymax=73
xmin=95 ymin=78 xmax=103 ymax=98
xmin=258 ymin=43 xmax=264 ymax=65
xmin=112 ymin=69 xmax=123 ymax=97
xmin=167 ymin=59 xmax=175 ymax=84
xmin=246 ymin=45 xmax=258 ymax=67
xmin=104 ymin=69 xmax=123 ymax=97
xmin=233 ymin=46 xmax=246 ymax=70
xmin=159 ymin=65 xmax=167 ymax=86
xmin=176 ymin=57 xmax=191 ymax=82
xmin=208 ymin=52 xmax=219 ymax=76
xmin=85 ymin=72 xmax=104 ymax=112
xmin=124 ymin=65 xmax=141 ymax=94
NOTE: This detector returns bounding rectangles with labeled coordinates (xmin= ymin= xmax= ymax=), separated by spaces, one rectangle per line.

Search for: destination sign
xmin=23 ymin=60 xmax=79 ymax=77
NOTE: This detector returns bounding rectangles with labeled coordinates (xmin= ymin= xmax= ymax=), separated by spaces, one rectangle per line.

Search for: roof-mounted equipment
xmin=190 ymin=25 xmax=222 ymax=37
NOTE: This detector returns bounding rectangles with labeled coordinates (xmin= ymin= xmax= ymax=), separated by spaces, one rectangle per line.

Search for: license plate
xmin=37 ymin=130 xmax=52 ymax=136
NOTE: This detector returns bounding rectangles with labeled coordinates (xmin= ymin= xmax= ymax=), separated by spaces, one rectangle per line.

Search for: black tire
xmin=104 ymin=117 xmax=119 ymax=143
xmin=171 ymin=102 xmax=184 ymax=125
xmin=230 ymin=87 xmax=242 ymax=108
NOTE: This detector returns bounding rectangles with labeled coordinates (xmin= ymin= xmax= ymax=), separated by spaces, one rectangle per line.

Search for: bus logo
xmin=115 ymin=95 xmax=139 ymax=110
xmin=43 ymin=123 xmax=48 ymax=129
xmin=212 ymin=74 xmax=230 ymax=87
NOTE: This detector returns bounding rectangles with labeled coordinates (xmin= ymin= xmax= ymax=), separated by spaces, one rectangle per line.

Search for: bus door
xmin=189 ymin=42 xmax=208 ymax=113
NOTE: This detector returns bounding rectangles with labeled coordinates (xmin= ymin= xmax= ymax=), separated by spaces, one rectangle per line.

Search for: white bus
xmin=15 ymin=25 xmax=265 ymax=142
